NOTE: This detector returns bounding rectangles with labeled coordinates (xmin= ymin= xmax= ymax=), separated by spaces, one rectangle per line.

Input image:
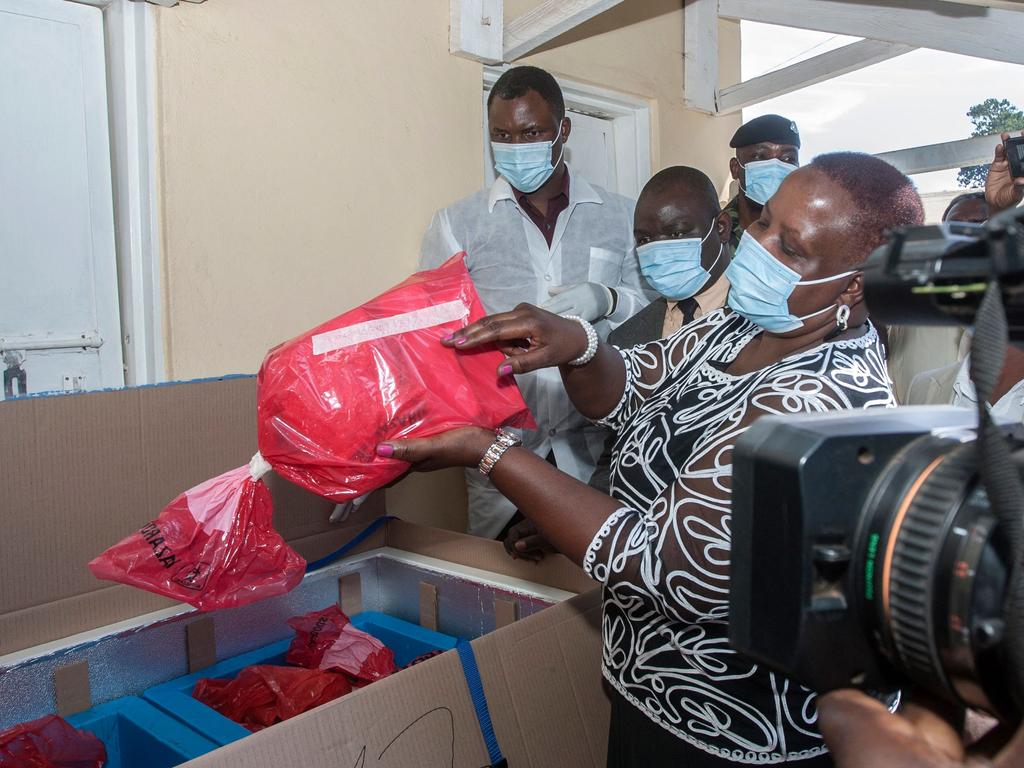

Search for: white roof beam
xmin=450 ymin=0 xmax=504 ymax=64
xmin=503 ymin=0 xmax=624 ymax=62
xmin=935 ymin=0 xmax=1024 ymax=10
xmin=875 ymin=132 xmax=1003 ymax=175
xmin=683 ymin=0 xmax=719 ymax=114
xmin=717 ymin=39 xmax=916 ymax=115
xmin=718 ymin=0 xmax=1024 ymax=66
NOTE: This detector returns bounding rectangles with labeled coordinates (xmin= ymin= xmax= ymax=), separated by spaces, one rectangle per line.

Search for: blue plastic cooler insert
xmin=143 ymin=611 xmax=457 ymax=746
xmin=67 ymin=696 xmax=217 ymax=768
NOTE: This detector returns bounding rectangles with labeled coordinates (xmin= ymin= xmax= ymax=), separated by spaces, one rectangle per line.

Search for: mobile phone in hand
xmin=1006 ymin=136 xmax=1024 ymax=179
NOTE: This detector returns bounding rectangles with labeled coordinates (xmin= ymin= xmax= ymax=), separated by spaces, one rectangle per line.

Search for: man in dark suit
xmin=504 ymin=166 xmax=733 ymax=558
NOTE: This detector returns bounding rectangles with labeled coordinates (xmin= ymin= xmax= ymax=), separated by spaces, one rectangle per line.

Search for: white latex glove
xmin=540 ymin=282 xmax=614 ymax=322
xmin=329 ymin=494 xmax=367 ymax=523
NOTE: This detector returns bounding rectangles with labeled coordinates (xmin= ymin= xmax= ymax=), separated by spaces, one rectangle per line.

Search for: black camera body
xmin=731 ymin=407 xmax=1020 ymax=720
xmin=861 ymin=207 xmax=1024 ymax=340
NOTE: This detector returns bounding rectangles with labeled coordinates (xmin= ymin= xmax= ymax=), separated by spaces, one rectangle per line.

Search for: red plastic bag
xmin=257 ymin=252 xmax=534 ymax=500
xmin=286 ymin=606 xmax=395 ymax=683
xmin=89 ymin=254 xmax=531 ymax=611
xmin=87 ymin=465 xmax=305 ymax=611
xmin=192 ymin=665 xmax=351 ymax=732
xmin=0 ymin=715 xmax=107 ymax=768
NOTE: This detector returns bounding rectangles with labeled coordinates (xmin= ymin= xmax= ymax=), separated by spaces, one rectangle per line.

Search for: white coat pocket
xmin=587 ymin=246 xmax=623 ymax=285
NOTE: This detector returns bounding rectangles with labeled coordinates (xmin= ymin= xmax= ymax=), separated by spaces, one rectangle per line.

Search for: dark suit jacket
xmin=587 ymin=298 xmax=668 ymax=493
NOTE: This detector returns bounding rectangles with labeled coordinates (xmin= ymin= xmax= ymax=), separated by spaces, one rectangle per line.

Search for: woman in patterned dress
xmin=380 ymin=153 xmax=924 ymax=766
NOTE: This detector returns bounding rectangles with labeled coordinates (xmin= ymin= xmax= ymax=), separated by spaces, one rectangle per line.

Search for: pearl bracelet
xmin=564 ymin=315 xmax=599 ymax=366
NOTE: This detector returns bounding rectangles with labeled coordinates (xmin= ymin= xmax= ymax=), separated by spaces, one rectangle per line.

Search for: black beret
xmin=729 ymin=114 xmax=800 ymax=149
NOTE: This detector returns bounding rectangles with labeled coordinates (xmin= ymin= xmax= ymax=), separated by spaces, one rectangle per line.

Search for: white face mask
xmin=738 ymin=158 xmax=798 ymax=205
xmin=725 ymin=231 xmax=858 ymax=333
xmin=491 ymin=120 xmax=566 ymax=193
xmin=635 ymin=221 xmax=721 ymax=300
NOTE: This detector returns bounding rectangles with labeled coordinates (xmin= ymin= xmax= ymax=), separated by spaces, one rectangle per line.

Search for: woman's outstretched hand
xmin=441 ymin=303 xmax=589 ymax=377
xmin=376 ymin=426 xmax=495 ymax=472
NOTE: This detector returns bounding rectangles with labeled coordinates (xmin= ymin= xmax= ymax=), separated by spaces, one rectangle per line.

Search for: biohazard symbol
xmin=172 ymin=561 xmax=211 ymax=591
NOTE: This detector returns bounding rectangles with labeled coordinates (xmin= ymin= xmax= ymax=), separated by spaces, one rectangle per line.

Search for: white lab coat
xmin=419 ymin=168 xmax=651 ymax=537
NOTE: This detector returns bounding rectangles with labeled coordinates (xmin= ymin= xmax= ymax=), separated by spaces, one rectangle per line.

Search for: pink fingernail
xmin=498 ymin=363 xmax=513 ymax=376
xmin=442 ymin=333 xmax=454 ymax=342
xmin=376 ymin=444 xmax=394 ymax=458
xmin=455 ymin=337 xmax=468 ymax=346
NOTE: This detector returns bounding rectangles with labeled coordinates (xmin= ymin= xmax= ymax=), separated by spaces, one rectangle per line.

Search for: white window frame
xmin=482 ymin=66 xmax=652 ymax=200
xmin=68 ymin=0 xmax=164 ymax=385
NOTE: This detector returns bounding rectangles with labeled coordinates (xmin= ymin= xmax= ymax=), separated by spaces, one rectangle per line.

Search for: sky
xmin=740 ymin=21 xmax=1024 ymax=194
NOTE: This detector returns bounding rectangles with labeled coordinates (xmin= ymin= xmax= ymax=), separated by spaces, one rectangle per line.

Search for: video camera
xmin=858 ymin=207 xmax=1024 ymax=340
xmin=729 ymin=207 xmax=1024 ymax=723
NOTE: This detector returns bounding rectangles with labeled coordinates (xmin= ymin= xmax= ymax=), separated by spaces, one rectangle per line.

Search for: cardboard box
xmin=1 ymin=377 xmax=609 ymax=767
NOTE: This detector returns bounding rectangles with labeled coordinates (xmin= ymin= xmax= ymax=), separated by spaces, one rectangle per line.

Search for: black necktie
xmin=681 ymin=298 xmax=698 ymax=325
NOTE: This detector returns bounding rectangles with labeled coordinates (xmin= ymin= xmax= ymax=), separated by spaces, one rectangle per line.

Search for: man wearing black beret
xmin=723 ymin=114 xmax=800 ymax=247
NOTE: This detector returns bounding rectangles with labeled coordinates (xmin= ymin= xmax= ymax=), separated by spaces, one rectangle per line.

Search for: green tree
xmin=957 ymin=98 xmax=1024 ymax=187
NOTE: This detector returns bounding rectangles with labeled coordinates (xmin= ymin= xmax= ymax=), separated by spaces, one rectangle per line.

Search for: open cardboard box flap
xmin=0 ymin=376 xmax=350 ymax=655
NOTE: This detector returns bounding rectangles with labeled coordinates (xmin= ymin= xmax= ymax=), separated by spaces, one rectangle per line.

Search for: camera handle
xmin=969 ymin=280 xmax=1024 ymax=714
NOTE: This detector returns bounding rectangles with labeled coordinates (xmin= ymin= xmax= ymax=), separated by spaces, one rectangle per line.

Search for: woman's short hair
xmin=810 ymin=152 xmax=924 ymax=265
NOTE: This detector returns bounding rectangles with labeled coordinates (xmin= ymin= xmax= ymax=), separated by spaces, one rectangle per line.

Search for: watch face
xmin=499 ymin=429 xmax=522 ymax=447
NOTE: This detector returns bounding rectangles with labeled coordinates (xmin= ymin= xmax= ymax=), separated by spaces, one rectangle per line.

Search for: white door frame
xmin=482 ymin=66 xmax=652 ymax=199
xmin=69 ymin=0 xmax=164 ymax=386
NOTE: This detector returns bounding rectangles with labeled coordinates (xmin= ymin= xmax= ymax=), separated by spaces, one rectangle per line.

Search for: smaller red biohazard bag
xmin=87 ymin=464 xmax=305 ymax=611
xmin=286 ymin=606 xmax=395 ymax=683
xmin=192 ymin=665 xmax=352 ymax=732
xmin=0 ymin=715 xmax=107 ymax=768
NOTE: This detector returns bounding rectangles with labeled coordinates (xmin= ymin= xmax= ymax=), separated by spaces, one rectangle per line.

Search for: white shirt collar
xmin=952 ymin=355 xmax=1024 ymax=422
xmin=486 ymin=164 xmax=603 ymax=213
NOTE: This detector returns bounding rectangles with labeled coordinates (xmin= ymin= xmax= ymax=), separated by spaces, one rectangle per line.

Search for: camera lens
xmin=858 ymin=434 xmax=1020 ymax=722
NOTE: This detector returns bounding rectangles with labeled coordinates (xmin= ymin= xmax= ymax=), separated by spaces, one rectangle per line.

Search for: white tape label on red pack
xmin=311 ymin=299 xmax=470 ymax=356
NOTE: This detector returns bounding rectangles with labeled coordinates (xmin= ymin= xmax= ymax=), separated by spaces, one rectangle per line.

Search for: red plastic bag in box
xmin=286 ymin=606 xmax=395 ymax=683
xmin=192 ymin=665 xmax=351 ymax=732
xmin=257 ymin=252 xmax=534 ymax=499
xmin=87 ymin=464 xmax=305 ymax=611
xmin=88 ymin=253 xmax=532 ymax=611
xmin=0 ymin=714 xmax=107 ymax=768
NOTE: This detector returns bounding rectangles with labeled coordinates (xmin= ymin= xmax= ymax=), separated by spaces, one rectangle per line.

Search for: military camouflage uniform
xmin=723 ymin=195 xmax=745 ymax=249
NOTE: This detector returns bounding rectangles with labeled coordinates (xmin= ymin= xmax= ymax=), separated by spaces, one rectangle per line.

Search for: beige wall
xmin=155 ymin=0 xmax=485 ymax=381
xmin=153 ymin=0 xmax=740 ymax=530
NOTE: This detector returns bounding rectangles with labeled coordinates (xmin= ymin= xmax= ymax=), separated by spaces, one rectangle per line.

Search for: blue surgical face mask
xmin=739 ymin=158 xmax=797 ymax=205
xmin=491 ymin=121 xmax=565 ymax=193
xmin=636 ymin=221 xmax=722 ymax=300
xmin=725 ymin=231 xmax=857 ymax=333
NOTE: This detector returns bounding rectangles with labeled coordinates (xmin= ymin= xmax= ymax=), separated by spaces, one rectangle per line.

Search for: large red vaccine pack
xmin=257 ymin=252 xmax=534 ymax=499
xmin=90 ymin=254 xmax=534 ymax=610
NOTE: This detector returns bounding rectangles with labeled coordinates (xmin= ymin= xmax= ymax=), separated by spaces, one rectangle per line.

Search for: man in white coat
xmin=419 ymin=65 xmax=650 ymax=538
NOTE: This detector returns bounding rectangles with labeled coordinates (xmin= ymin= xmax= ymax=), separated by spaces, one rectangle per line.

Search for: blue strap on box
xmin=456 ymin=639 xmax=507 ymax=767
xmin=304 ymin=515 xmax=395 ymax=573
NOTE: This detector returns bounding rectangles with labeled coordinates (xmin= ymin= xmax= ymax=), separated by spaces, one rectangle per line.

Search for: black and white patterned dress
xmin=584 ymin=308 xmax=895 ymax=764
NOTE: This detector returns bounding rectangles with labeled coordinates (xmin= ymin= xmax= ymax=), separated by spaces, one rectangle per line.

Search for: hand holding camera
xmin=817 ymin=688 xmax=1024 ymax=768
